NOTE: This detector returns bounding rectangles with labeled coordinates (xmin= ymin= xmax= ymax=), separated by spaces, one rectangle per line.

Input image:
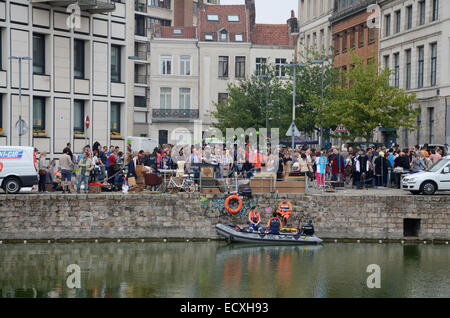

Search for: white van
xmin=0 ymin=146 xmax=39 ymax=194
xmin=402 ymin=155 xmax=450 ymax=195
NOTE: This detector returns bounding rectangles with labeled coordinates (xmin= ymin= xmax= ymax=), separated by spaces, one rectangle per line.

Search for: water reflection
xmin=0 ymin=242 xmax=448 ymax=298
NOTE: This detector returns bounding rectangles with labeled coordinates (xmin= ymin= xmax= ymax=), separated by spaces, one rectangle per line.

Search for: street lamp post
xmin=9 ymin=56 xmax=32 ymax=146
xmin=311 ymin=59 xmax=325 ymax=148
xmin=286 ymin=63 xmax=305 ymax=151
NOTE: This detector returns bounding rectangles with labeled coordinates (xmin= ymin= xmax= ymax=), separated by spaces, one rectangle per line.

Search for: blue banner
xmin=0 ymin=150 xmax=24 ymax=159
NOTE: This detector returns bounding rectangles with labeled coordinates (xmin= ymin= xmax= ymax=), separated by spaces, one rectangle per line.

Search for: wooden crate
xmin=276 ymin=181 xmax=305 ymax=194
xmin=250 ymin=177 xmax=276 ymax=193
xmin=201 ymin=187 xmax=221 ymax=195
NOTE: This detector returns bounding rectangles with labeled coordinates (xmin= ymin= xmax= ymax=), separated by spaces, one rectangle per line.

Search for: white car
xmin=402 ymin=155 xmax=450 ymax=195
xmin=0 ymin=146 xmax=39 ymax=194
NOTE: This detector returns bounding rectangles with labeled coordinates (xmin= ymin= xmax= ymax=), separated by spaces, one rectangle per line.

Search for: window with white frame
xmin=235 ymin=34 xmax=243 ymax=42
xmin=430 ymin=43 xmax=437 ymax=87
xmin=256 ymin=58 xmax=267 ymax=76
xmin=207 ymin=14 xmax=219 ymax=21
xmin=219 ymin=29 xmax=228 ymax=42
xmin=276 ymin=58 xmax=287 ymax=77
xmin=33 ymin=97 xmax=46 ymax=132
xmin=180 ymin=56 xmax=191 ymax=76
xmin=179 ymin=88 xmax=191 ymax=109
xmin=74 ymin=100 xmax=85 ymax=134
xmin=205 ymin=33 xmax=213 ymax=41
xmin=161 ymin=55 xmax=172 ymax=75
xmin=160 ymin=87 xmax=172 ymax=109
xmin=227 ymin=15 xmax=239 ymax=22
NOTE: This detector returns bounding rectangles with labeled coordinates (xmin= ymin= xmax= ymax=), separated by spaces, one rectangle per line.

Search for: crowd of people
xmin=33 ymin=140 xmax=445 ymax=194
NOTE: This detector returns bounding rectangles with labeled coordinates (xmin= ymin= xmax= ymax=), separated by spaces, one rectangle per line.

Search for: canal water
xmin=0 ymin=242 xmax=448 ymax=298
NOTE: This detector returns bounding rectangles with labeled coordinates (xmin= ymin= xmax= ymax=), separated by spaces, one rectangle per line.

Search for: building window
xmin=417 ymin=46 xmax=424 ymax=88
xmin=432 ymin=0 xmax=439 ymax=21
xmin=368 ymin=27 xmax=375 ymax=44
xmin=235 ymin=56 xmax=245 ymax=78
xmin=33 ymin=34 xmax=45 ymax=75
xmin=74 ymin=100 xmax=85 ymax=134
xmin=134 ymin=96 xmax=146 ymax=108
xmin=385 ymin=14 xmax=391 ymax=37
xmin=255 ymin=58 xmax=267 ymax=76
xmin=227 ymin=15 xmax=240 ymax=22
xmin=406 ymin=5 xmax=413 ymax=29
xmin=219 ymin=29 xmax=228 ymax=42
xmin=160 ymin=87 xmax=171 ymax=109
xmin=418 ymin=0 xmax=425 ymax=26
xmin=350 ymin=28 xmax=356 ymax=49
xmin=383 ymin=55 xmax=390 ymax=70
xmin=218 ymin=56 xmax=229 ymax=78
xmin=110 ymin=102 xmax=121 ymax=134
xmin=428 ymin=107 xmax=434 ymax=143
xmin=179 ymin=88 xmax=191 ymax=109
xmin=180 ymin=56 xmax=191 ymax=76
xmin=33 ymin=97 xmax=45 ymax=131
xmin=276 ymin=58 xmax=286 ymax=77
xmin=394 ymin=53 xmax=400 ymax=87
xmin=342 ymin=31 xmax=347 ymax=53
xmin=358 ymin=25 xmax=364 ymax=47
xmin=159 ymin=130 xmax=168 ymax=145
xmin=395 ymin=10 xmax=401 ymax=34
xmin=334 ymin=34 xmax=340 ymax=55
xmin=320 ymin=29 xmax=325 ymax=50
xmin=207 ymin=14 xmax=219 ymax=21
xmin=161 ymin=55 xmax=172 ymax=75
xmin=205 ymin=33 xmax=213 ymax=41
xmin=417 ymin=113 xmax=422 ymax=144
xmin=235 ymin=34 xmax=243 ymax=42
xmin=430 ymin=43 xmax=437 ymax=87
xmin=218 ymin=93 xmax=228 ymax=104
xmin=405 ymin=49 xmax=411 ymax=90
xmin=135 ymin=15 xmax=146 ymax=36
xmin=111 ymin=45 xmax=121 ymax=82
xmin=74 ymin=40 xmax=85 ymax=79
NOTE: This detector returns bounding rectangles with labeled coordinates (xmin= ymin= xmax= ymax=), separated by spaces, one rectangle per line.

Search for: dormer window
xmin=218 ymin=29 xmax=228 ymax=42
xmin=235 ymin=34 xmax=243 ymax=42
xmin=227 ymin=15 xmax=240 ymax=22
xmin=207 ymin=14 xmax=219 ymax=21
xmin=173 ymin=29 xmax=182 ymax=35
xmin=205 ymin=33 xmax=213 ymax=41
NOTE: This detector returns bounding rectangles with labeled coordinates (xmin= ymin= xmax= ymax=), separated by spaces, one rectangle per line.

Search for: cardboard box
xmin=276 ymin=181 xmax=305 ymax=194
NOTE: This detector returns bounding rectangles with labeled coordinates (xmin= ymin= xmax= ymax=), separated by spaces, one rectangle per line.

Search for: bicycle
xmin=165 ymin=175 xmax=196 ymax=193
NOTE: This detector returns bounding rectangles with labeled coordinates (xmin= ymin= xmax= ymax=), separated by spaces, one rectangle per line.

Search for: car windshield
xmin=427 ymin=158 xmax=450 ymax=173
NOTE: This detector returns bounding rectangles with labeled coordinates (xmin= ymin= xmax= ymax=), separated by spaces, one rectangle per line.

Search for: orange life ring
xmin=0 ymin=161 xmax=3 ymax=173
xmin=225 ymin=195 xmax=243 ymax=214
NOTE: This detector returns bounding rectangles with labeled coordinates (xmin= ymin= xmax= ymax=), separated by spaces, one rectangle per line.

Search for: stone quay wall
xmin=0 ymin=193 xmax=449 ymax=241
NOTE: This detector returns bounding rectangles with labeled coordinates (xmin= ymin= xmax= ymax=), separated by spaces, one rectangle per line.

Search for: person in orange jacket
xmin=248 ymin=206 xmax=264 ymax=233
xmin=267 ymin=212 xmax=282 ymax=234
xmin=277 ymin=198 xmax=293 ymax=227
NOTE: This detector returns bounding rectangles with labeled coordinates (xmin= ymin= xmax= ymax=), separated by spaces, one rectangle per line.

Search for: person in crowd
xmin=267 ymin=212 xmax=282 ymax=235
xmin=411 ymin=151 xmax=426 ymax=172
xmin=432 ymin=148 xmax=442 ymax=164
xmin=393 ymin=151 xmax=411 ymax=188
xmin=66 ymin=142 xmax=75 ymax=162
xmin=38 ymin=151 xmax=49 ymax=193
xmin=76 ymin=150 xmax=94 ymax=194
xmin=374 ymin=151 xmax=389 ymax=187
xmin=297 ymin=153 xmax=309 ymax=177
xmin=353 ymin=149 xmax=370 ymax=189
xmin=248 ymin=207 xmax=264 ymax=233
xmin=331 ymin=148 xmax=345 ymax=182
xmin=60 ymin=147 xmax=74 ymax=193
xmin=301 ymin=219 xmax=315 ymax=236
xmin=126 ymin=153 xmax=137 ymax=183
xmin=316 ymin=150 xmax=328 ymax=187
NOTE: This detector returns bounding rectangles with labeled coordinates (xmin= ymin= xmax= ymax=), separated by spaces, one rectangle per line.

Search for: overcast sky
xmin=219 ymin=0 xmax=298 ymax=24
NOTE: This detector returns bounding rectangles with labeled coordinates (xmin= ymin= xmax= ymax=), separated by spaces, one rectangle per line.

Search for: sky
xmin=218 ymin=0 xmax=298 ymax=24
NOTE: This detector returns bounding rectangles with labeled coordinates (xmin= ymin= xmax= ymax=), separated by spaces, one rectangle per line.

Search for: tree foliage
xmin=315 ymin=52 xmax=420 ymax=143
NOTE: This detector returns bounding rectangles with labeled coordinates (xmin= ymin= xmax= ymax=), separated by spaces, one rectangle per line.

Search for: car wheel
xmin=420 ymin=181 xmax=436 ymax=195
xmin=3 ymin=177 xmax=21 ymax=194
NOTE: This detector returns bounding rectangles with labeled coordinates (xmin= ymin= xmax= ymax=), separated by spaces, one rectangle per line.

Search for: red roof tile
xmin=251 ymin=24 xmax=290 ymax=46
xmin=159 ymin=26 xmax=197 ymax=39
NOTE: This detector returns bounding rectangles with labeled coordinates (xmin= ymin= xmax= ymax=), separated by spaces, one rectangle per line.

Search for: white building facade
xmin=379 ymin=0 xmax=450 ymax=147
xmin=0 ymin=0 xmax=128 ymax=156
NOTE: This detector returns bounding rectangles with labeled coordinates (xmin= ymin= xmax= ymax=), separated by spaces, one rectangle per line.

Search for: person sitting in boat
xmin=248 ymin=207 xmax=264 ymax=233
xmin=301 ymin=219 xmax=315 ymax=236
xmin=277 ymin=198 xmax=293 ymax=227
xmin=267 ymin=212 xmax=282 ymax=235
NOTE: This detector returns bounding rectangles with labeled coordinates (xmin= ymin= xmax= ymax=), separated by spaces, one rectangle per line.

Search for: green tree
xmin=316 ymin=51 xmax=420 ymax=144
xmin=210 ymin=64 xmax=291 ymax=134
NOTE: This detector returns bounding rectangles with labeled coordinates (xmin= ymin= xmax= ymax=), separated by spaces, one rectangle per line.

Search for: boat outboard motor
xmin=301 ymin=219 xmax=315 ymax=236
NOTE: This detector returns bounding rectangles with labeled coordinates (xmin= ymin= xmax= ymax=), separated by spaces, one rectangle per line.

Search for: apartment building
xmin=149 ymin=1 xmax=296 ymax=145
xmin=298 ymin=0 xmax=334 ymax=60
xmin=129 ymin=0 xmax=219 ymax=138
xmin=379 ymin=0 xmax=450 ymax=147
xmin=0 ymin=0 xmax=128 ymax=156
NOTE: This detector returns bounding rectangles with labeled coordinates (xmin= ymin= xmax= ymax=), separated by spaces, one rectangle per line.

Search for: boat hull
xmin=215 ymin=224 xmax=323 ymax=245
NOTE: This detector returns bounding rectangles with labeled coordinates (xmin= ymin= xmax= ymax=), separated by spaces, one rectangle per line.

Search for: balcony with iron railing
xmin=134 ymin=74 xmax=149 ymax=85
xmin=31 ymin=0 xmax=116 ymax=13
xmin=152 ymin=109 xmax=199 ymax=122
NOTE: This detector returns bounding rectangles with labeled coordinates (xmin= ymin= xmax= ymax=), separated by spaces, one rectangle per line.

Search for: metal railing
xmin=134 ymin=75 xmax=149 ymax=85
xmin=152 ymin=109 xmax=199 ymax=120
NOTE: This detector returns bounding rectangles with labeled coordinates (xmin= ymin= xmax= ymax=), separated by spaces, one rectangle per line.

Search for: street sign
xmin=15 ymin=119 xmax=28 ymax=136
xmin=335 ymin=123 xmax=348 ymax=133
xmin=286 ymin=122 xmax=301 ymax=137
xmin=85 ymin=115 xmax=90 ymax=129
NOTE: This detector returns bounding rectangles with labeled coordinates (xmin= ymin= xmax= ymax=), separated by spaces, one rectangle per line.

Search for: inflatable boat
xmin=215 ymin=223 xmax=323 ymax=245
